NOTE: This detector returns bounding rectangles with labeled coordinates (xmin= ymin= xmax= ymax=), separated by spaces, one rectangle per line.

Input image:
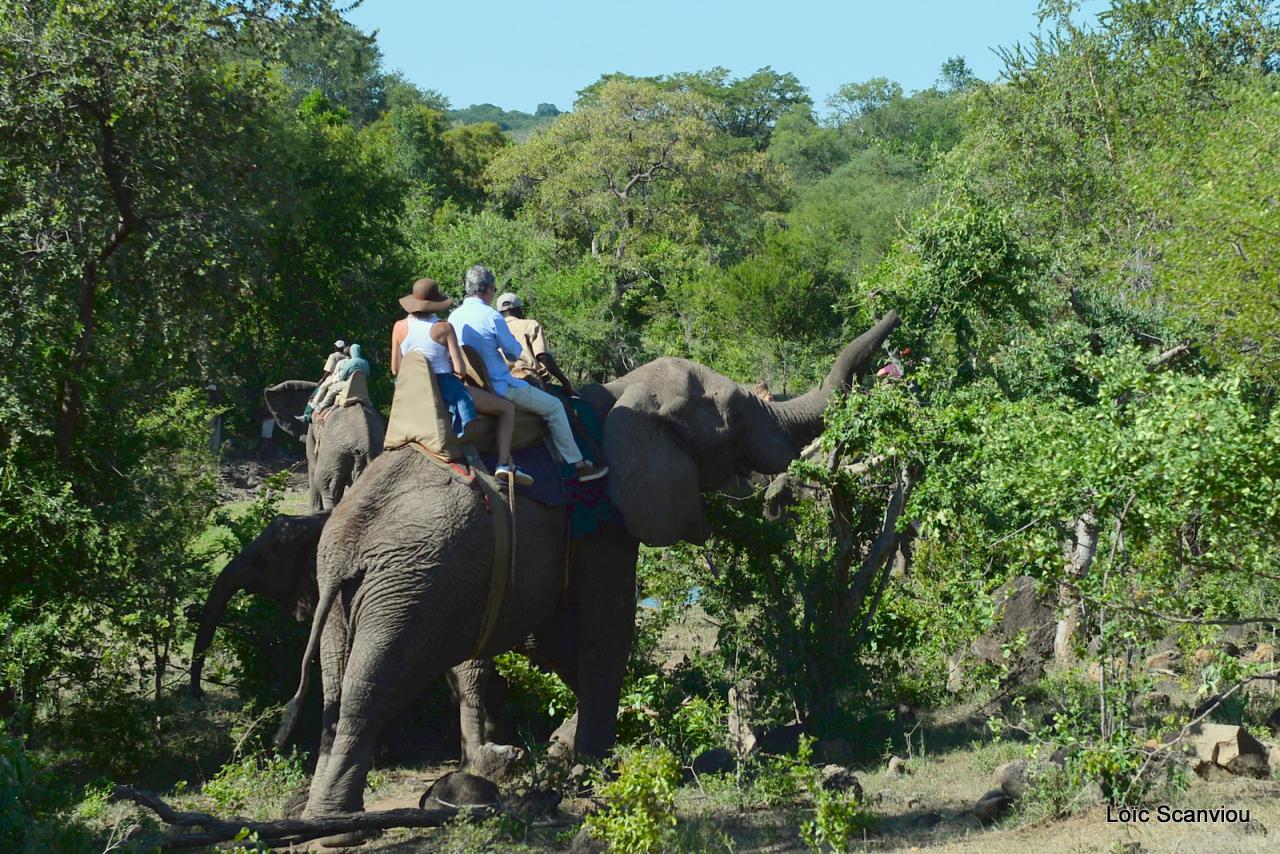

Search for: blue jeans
xmin=436 ymin=373 xmax=477 ymax=437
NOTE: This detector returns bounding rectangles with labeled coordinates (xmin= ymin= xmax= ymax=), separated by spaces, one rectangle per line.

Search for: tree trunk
xmin=1055 ymin=510 xmax=1098 ymax=665
xmin=55 ymin=112 xmax=136 ymax=468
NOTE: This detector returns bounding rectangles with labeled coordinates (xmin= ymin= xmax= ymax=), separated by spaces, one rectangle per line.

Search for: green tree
xmin=485 ymin=78 xmax=785 ymax=272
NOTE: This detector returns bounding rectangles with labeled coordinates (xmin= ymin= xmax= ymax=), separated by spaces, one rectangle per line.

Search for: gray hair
xmin=464 ymin=265 xmax=496 ymax=297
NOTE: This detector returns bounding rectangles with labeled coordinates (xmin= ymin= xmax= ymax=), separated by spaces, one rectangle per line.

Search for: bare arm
xmin=536 ymin=352 xmax=575 ymax=395
xmin=390 ymin=319 xmax=407 ymax=377
xmin=431 ymin=321 xmax=467 ymax=377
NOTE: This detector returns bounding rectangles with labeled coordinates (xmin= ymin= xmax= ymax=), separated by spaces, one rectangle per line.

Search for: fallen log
xmin=112 ymin=785 xmax=494 ymax=850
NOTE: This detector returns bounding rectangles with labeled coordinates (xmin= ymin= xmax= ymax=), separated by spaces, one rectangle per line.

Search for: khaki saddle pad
xmin=385 ymin=349 xmax=549 ymax=458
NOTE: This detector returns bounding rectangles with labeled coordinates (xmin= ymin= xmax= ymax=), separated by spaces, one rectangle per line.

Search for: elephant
xmin=277 ymin=312 xmax=901 ymax=822
xmin=190 ymin=510 xmax=521 ymax=757
xmin=264 ymin=380 xmax=386 ymax=511
xmin=190 ymin=512 xmax=329 ymax=699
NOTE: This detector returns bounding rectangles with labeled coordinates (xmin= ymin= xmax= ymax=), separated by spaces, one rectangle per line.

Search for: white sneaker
xmin=495 ymin=464 xmax=534 ymax=487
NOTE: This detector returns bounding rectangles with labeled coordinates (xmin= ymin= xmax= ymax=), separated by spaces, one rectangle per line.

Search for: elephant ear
xmin=604 ymin=386 xmax=709 ymax=547
xmin=264 ymin=380 xmax=317 ymax=441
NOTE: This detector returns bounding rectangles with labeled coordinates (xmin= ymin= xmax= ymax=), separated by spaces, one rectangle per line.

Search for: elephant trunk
xmin=764 ymin=311 xmax=900 ymax=449
xmin=190 ymin=559 xmax=245 ymax=698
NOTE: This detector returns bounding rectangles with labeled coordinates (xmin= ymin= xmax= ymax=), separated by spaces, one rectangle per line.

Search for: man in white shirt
xmin=450 ymin=265 xmax=608 ymax=482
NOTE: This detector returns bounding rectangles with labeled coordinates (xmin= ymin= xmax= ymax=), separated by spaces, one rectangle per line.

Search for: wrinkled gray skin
xmin=281 ymin=313 xmax=900 ymax=822
xmin=264 ymin=381 xmax=385 ymax=511
xmin=189 ymin=511 xmax=512 ymax=745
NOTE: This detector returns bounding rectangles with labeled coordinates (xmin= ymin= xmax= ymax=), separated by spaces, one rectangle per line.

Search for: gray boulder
xmin=948 ymin=576 xmax=1056 ymax=691
xmin=467 ymin=742 xmax=526 ymax=784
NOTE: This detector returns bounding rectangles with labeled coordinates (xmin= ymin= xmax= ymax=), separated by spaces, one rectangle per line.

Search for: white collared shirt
xmin=448 ymin=297 xmax=527 ymax=395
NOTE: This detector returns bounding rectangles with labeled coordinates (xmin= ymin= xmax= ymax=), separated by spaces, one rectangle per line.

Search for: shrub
xmin=585 ymin=744 xmax=681 ymax=854
xmin=201 ymin=750 xmax=306 ymax=820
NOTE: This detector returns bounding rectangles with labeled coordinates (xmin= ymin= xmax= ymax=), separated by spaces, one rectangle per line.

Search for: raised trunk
xmin=190 ymin=560 xmax=245 ymax=698
xmin=765 ymin=311 xmax=900 ymax=448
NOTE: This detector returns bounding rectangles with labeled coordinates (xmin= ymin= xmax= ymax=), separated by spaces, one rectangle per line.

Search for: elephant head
xmin=190 ymin=512 xmax=329 ymax=698
xmin=264 ymin=380 xmax=317 ymax=442
xmin=601 ymin=311 xmax=900 ymax=546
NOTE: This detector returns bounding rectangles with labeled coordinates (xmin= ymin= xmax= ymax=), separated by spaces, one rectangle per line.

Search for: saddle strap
xmin=461 ymin=445 xmax=517 ymax=659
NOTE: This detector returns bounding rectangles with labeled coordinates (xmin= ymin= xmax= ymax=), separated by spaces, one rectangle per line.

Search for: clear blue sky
xmin=344 ymin=1 xmax=1099 ymax=113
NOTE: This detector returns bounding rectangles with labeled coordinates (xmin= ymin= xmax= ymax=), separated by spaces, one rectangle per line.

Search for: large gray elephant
xmin=279 ymin=312 xmax=900 ymax=822
xmin=190 ymin=511 xmax=519 ymax=755
xmin=264 ymin=381 xmax=385 ymax=511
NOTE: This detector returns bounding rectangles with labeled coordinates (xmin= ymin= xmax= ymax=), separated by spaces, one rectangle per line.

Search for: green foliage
xmin=201 ymin=749 xmax=307 ymax=820
xmin=486 ymin=78 xmax=785 ymax=269
xmin=800 ymin=783 xmax=875 ymax=853
xmin=585 ymin=744 xmax=681 ymax=854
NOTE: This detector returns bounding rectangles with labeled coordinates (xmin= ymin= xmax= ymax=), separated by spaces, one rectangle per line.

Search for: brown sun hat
xmin=399 ymin=278 xmax=454 ymax=314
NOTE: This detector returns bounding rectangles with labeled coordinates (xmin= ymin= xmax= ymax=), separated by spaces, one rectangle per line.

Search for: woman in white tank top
xmin=391 ymin=278 xmax=530 ymax=486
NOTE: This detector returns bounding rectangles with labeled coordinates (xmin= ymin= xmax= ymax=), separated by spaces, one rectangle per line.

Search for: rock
xmin=420 ymin=771 xmax=501 ymax=808
xmin=548 ymin=712 xmax=579 ymax=759
xmin=819 ymin=765 xmax=863 ymax=798
xmin=815 ymin=737 xmax=854 ymax=766
xmin=506 ymin=787 xmax=562 ymax=819
xmin=691 ymin=747 xmax=736 ymax=776
xmin=1191 ymin=647 xmax=1215 ymax=667
xmin=757 ymin=722 xmax=804 ymax=756
xmin=948 ymin=576 xmax=1056 ymax=691
xmin=974 ymin=788 xmax=1011 ymax=824
xmin=905 ymin=795 xmax=922 ymax=809
xmin=1191 ymin=759 xmax=1235 ymax=781
xmin=886 ymin=755 xmax=908 ymax=775
xmin=1227 ymin=752 xmax=1270 ymax=779
xmin=1145 ymin=649 xmax=1181 ymax=671
xmin=1248 ymin=642 xmax=1275 ymax=664
xmin=874 ymin=789 xmax=895 ymax=805
xmin=467 ymin=743 xmax=526 ymax=784
xmin=993 ymin=759 xmax=1031 ymax=799
xmin=1184 ymin=723 xmax=1270 ymax=779
xmin=568 ymin=826 xmax=606 ymax=854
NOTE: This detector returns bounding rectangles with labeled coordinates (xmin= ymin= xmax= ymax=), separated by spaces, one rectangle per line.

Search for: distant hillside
xmin=447 ymin=102 xmax=560 ymax=141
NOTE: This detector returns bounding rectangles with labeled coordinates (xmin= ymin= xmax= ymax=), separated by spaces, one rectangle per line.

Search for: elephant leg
xmin=569 ymin=534 xmax=638 ymax=758
xmin=304 ymin=609 xmax=444 ymax=819
xmin=448 ymin=659 xmax=492 ymax=768
xmin=483 ymin=666 xmax=507 ymax=744
xmin=321 ymin=453 xmax=355 ymax=510
xmin=309 ymin=598 xmax=348 ymax=793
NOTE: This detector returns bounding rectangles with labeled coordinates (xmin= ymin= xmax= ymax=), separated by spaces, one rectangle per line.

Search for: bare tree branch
xmin=112 ymin=786 xmax=494 ymax=850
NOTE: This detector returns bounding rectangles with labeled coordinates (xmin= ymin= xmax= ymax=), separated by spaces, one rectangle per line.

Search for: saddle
xmin=385 ymin=347 xmax=549 ymax=459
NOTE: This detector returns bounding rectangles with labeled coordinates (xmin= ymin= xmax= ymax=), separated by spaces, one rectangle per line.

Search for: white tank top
xmin=400 ymin=313 xmax=452 ymax=374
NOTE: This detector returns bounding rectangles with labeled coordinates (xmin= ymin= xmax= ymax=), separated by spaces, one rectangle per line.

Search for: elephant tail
xmin=274 ymin=579 xmax=339 ymax=748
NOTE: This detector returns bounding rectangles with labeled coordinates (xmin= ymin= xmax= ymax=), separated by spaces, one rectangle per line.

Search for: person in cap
xmin=392 ymin=277 xmax=531 ymax=486
xmin=450 ymin=265 xmax=607 ymax=482
xmin=298 ymin=343 xmax=371 ymax=423
xmin=323 ymin=340 xmax=350 ymax=377
xmin=495 ymin=292 xmax=577 ymax=396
